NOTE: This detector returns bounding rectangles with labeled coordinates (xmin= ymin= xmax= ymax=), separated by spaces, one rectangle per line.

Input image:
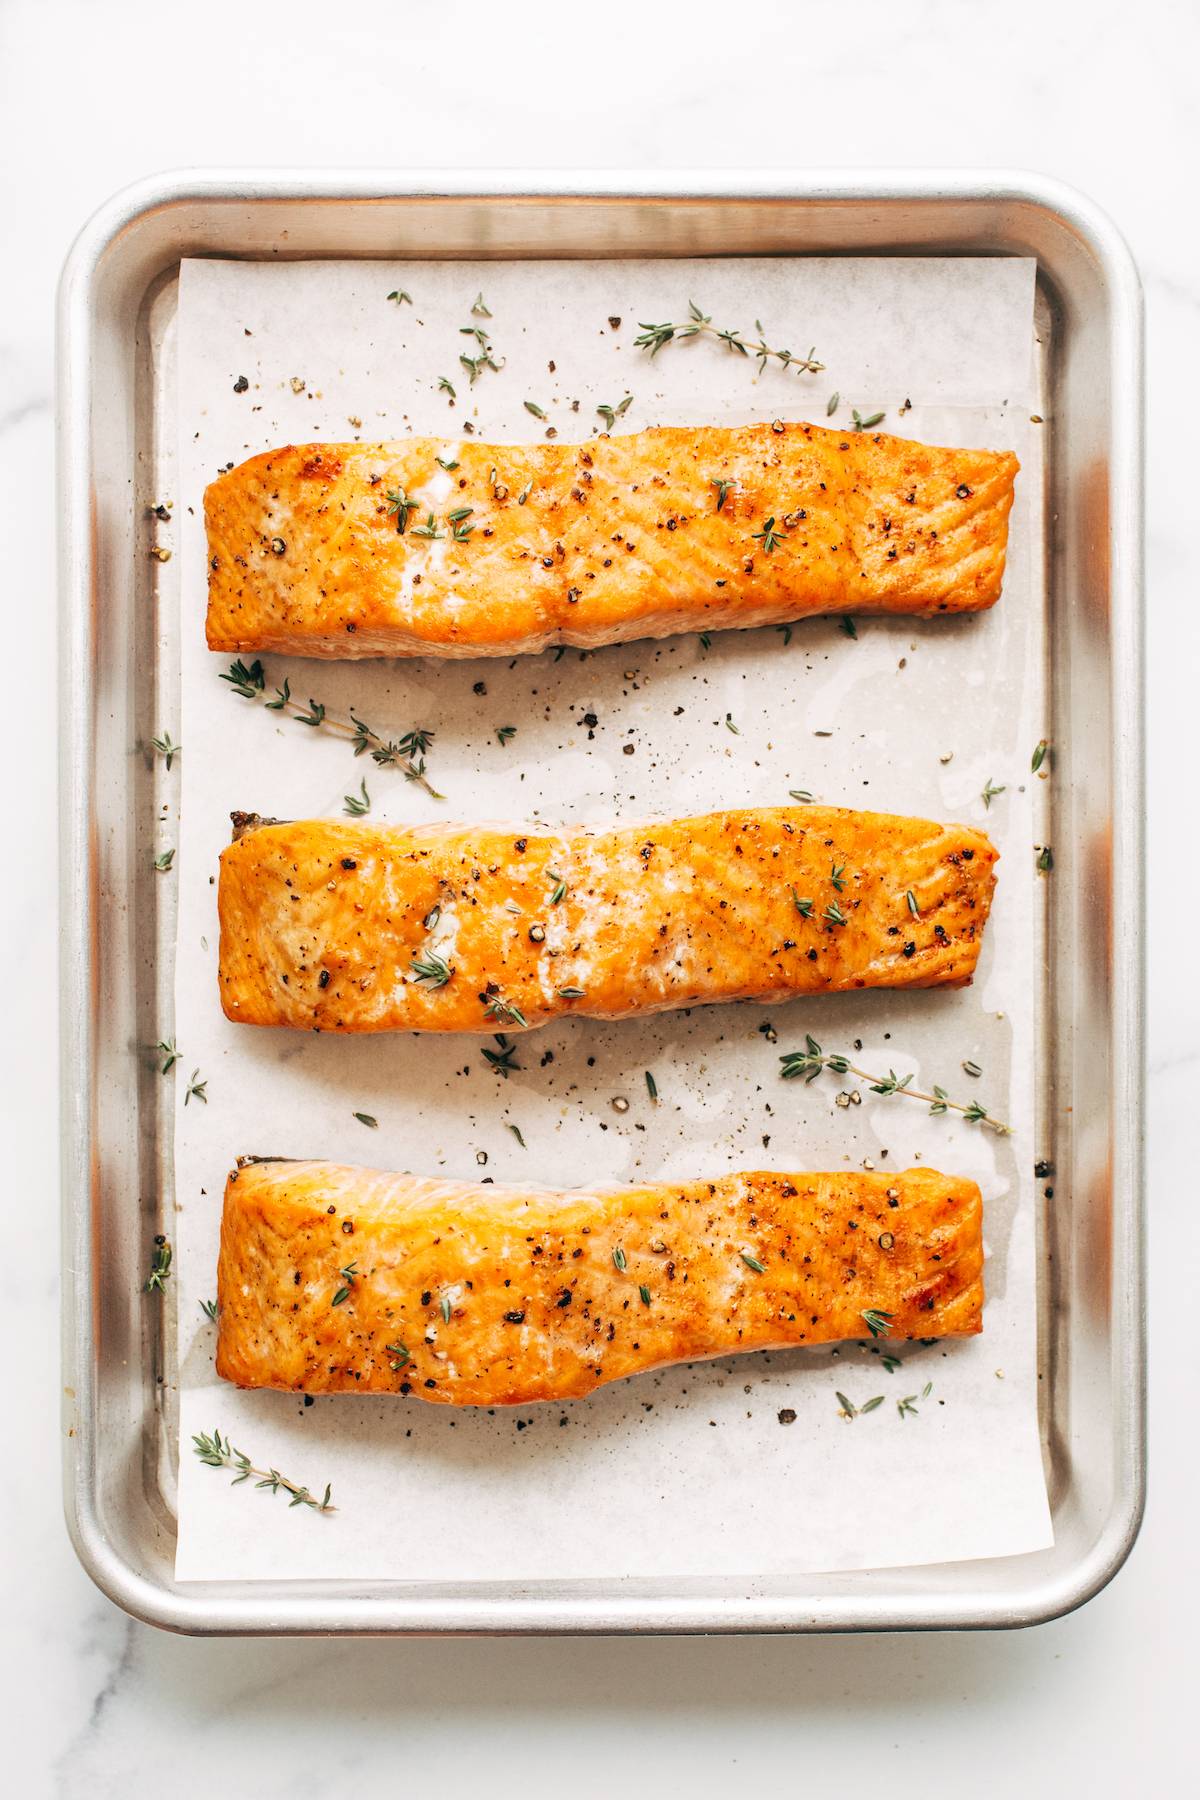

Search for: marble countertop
xmin=2 ymin=0 xmax=1191 ymax=1792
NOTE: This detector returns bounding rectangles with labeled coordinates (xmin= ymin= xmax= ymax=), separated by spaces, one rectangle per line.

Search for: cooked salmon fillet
xmin=216 ymin=1159 xmax=984 ymax=1404
xmin=217 ymin=806 xmax=998 ymax=1034
xmin=205 ymin=421 xmax=1019 ymax=659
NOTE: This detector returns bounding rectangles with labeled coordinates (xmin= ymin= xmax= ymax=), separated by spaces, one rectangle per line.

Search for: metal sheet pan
xmin=57 ymin=170 xmax=1145 ymax=1635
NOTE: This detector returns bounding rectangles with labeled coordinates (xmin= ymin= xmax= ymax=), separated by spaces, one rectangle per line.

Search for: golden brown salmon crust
xmin=204 ymin=421 xmax=1019 ymax=659
xmin=217 ymin=806 xmax=998 ymax=1034
xmin=216 ymin=1160 xmax=984 ymax=1405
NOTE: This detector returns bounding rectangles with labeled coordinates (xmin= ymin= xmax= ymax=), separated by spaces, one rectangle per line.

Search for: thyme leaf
xmin=144 ymin=1237 xmax=172 ymax=1293
xmin=343 ymin=778 xmax=370 ymax=817
xmin=597 ymin=394 xmax=633 ymax=430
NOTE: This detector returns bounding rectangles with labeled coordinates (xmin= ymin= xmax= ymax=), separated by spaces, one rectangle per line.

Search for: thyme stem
xmin=220 ymin=659 xmax=443 ymax=799
xmin=192 ymin=1428 xmax=334 ymax=1513
xmin=779 ymin=1036 xmax=1012 ymax=1135
xmin=635 ymin=301 xmax=823 ymax=377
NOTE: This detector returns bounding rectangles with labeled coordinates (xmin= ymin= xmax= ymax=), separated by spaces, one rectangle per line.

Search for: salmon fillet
xmin=205 ymin=421 xmax=1019 ymax=659
xmin=216 ymin=1159 xmax=984 ymax=1405
xmin=217 ymin=806 xmax=998 ymax=1034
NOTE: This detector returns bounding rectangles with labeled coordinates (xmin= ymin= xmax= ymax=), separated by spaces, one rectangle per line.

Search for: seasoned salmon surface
xmin=218 ymin=806 xmax=998 ymax=1034
xmin=216 ymin=1160 xmax=985 ymax=1404
xmin=205 ymin=421 xmax=1019 ymax=659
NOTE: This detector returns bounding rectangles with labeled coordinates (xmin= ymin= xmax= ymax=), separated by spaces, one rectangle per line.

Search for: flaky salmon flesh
xmin=205 ymin=420 xmax=1019 ymax=659
xmin=216 ymin=1160 xmax=984 ymax=1405
xmin=218 ymin=806 xmax=998 ymax=1034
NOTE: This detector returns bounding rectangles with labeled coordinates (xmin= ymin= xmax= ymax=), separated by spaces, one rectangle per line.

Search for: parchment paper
xmin=171 ymin=256 xmax=1052 ymax=1581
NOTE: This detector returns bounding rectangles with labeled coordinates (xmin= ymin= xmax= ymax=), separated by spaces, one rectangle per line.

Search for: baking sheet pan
xmin=58 ymin=171 xmax=1144 ymax=1634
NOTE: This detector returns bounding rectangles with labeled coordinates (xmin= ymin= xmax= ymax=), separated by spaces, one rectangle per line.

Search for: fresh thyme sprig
xmin=779 ymin=1036 xmax=1012 ymax=1134
xmin=410 ymin=951 xmax=453 ymax=988
xmin=386 ymin=487 xmax=418 ymax=534
xmin=484 ymin=994 xmax=528 ymax=1028
xmin=752 ymin=516 xmax=785 ymax=554
xmin=482 ymin=1034 xmax=520 ymax=1078
xmin=185 ymin=1069 xmax=208 ymax=1106
xmin=192 ymin=1429 xmax=334 ymax=1514
xmin=458 ymin=318 xmax=503 ymax=385
xmin=898 ymin=1381 xmax=933 ymax=1419
xmin=635 ymin=301 xmax=823 ymax=378
xmin=144 ymin=1236 xmax=172 ymax=1293
xmin=151 ymin=731 xmax=180 ymax=770
xmin=220 ymin=659 xmax=443 ymax=799
xmin=597 ymin=394 xmax=633 ymax=431
xmin=156 ymin=1037 xmax=179 ymax=1074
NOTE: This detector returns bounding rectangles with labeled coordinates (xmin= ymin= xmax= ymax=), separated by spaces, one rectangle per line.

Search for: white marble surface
xmin=0 ymin=0 xmax=1192 ymax=1792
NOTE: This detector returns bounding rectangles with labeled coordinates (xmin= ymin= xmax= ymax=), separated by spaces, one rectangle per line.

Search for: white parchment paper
xmin=171 ymin=256 xmax=1052 ymax=1581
